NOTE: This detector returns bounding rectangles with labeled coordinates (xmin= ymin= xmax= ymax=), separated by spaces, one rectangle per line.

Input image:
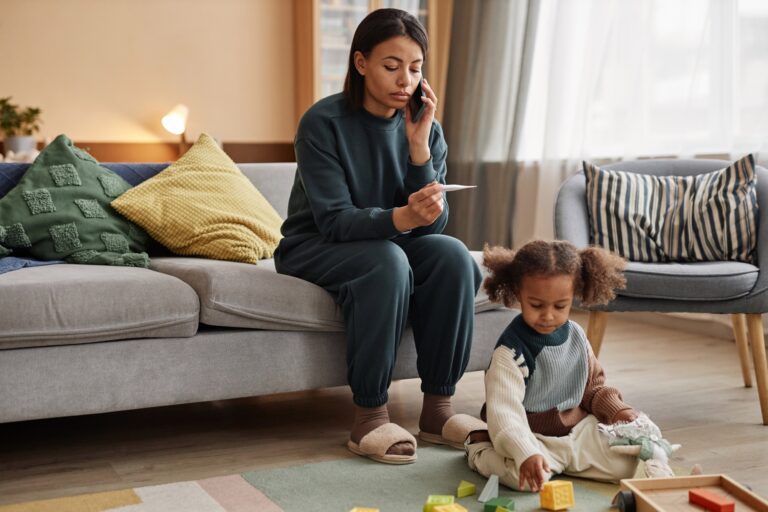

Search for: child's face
xmin=518 ymin=274 xmax=574 ymax=335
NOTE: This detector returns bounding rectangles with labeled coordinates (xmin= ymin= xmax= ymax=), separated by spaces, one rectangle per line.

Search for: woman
xmin=275 ymin=8 xmax=484 ymax=464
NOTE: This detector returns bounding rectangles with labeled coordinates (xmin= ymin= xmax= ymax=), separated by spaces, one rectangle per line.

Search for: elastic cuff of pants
xmin=421 ymin=383 xmax=455 ymax=396
xmin=353 ymin=391 xmax=389 ymax=408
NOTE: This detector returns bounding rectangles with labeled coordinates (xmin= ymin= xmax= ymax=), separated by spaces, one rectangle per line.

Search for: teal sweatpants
xmin=275 ymin=234 xmax=482 ymax=407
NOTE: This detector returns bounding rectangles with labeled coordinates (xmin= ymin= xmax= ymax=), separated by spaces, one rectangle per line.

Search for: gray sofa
xmin=0 ymin=162 xmax=510 ymax=424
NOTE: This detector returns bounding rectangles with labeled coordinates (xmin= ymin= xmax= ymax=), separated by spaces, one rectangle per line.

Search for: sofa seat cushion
xmin=150 ymin=251 xmax=501 ymax=331
xmin=0 ymin=265 xmax=200 ymax=349
xmin=620 ymin=260 xmax=758 ymax=301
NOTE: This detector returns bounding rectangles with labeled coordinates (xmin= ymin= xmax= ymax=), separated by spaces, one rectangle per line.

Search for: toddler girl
xmin=467 ymin=240 xmax=648 ymax=491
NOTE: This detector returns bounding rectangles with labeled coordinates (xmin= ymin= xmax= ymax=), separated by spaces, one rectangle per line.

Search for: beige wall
xmin=1 ymin=0 xmax=295 ymax=143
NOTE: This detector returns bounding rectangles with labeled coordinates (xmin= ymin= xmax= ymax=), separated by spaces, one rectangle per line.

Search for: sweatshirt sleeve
xmin=410 ymin=122 xmax=449 ymax=236
xmin=579 ymin=346 xmax=634 ymax=423
xmin=485 ymin=346 xmax=544 ymax=469
xmin=294 ymin=135 xmax=401 ymax=242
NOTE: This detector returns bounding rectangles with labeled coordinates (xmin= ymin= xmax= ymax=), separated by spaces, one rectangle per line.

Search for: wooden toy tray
xmin=618 ymin=474 xmax=768 ymax=512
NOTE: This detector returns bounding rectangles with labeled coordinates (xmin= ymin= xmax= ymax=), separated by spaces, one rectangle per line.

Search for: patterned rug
xmin=0 ymin=447 xmax=622 ymax=511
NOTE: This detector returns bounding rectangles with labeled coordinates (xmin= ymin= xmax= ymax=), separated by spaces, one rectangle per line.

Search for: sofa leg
xmin=586 ymin=311 xmax=609 ymax=358
xmin=732 ymin=313 xmax=753 ymax=388
xmin=746 ymin=314 xmax=768 ymax=425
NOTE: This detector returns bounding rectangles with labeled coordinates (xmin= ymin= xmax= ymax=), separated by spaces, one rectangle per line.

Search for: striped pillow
xmin=584 ymin=155 xmax=758 ymax=263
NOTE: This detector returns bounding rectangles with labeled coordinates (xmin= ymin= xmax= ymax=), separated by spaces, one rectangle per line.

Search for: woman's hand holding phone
xmin=392 ymin=181 xmax=444 ymax=232
xmin=405 ymin=78 xmax=438 ymax=165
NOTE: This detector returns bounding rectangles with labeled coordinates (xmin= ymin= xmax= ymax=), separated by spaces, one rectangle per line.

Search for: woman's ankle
xmin=350 ymin=404 xmax=389 ymax=444
xmin=419 ymin=393 xmax=456 ymax=435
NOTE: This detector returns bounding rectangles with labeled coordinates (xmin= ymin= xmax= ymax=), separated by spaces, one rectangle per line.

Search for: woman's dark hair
xmin=343 ymin=8 xmax=428 ymax=109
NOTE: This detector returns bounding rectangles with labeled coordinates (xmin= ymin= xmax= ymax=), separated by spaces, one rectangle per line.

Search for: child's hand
xmin=612 ymin=409 xmax=638 ymax=424
xmin=518 ymin=454 xmax=550 ymax=492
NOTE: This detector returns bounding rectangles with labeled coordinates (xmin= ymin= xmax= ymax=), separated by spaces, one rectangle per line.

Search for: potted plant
xmin=0 ymin=97 xmax=42 ymax=154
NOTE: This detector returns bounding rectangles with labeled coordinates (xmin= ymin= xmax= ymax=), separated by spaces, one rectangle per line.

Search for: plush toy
xmin=598 ymin=412 xmax=689 ymax=478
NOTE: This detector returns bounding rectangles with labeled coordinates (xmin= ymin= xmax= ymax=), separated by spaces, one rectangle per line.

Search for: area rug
xmin=0 ymin=447 xmax=621 ymax=511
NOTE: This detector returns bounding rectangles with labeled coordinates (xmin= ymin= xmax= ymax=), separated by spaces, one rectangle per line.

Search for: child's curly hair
xmin=482 ymin=240 xmax=626 ymax=307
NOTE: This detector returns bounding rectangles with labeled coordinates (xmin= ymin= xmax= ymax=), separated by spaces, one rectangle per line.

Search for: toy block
xmin=483 ymin=496 xmax=515 ymax=512
xmin=433 ymin=504 xmax=468 ymax=512
xmin=423 ymin=495 xmax=454 ymax=512
xmin=348 ymin=508 xmax=379 ymax=512
xmin=540 ymin=480 xmax=575 ymax=511
xmin=457 ymin=480 xmax=476 ymax=498
xmin=689 ymin=489 xmax=735 ymax=512
xmin=477 ymin=474 xmax=499 ymax=502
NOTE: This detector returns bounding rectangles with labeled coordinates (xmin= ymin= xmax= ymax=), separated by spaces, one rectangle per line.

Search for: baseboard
xmin=574 ymin=309 xmax=768 ymax=347
xmin=608 ymin=311 xmax=735 ymax=340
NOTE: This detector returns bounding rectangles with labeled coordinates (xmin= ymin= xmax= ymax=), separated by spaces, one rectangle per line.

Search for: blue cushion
xmin=621 ymin=260 xmax=758 ymax=301
xmin=0 ymin=162 xmax=169 ymax=199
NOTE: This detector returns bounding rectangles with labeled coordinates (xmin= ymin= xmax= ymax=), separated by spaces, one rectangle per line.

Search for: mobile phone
xmin=409 ymin=78 xmax=426 ymax=123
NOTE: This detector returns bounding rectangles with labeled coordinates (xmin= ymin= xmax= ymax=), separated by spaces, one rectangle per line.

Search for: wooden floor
xmin=1 ymin=311 xmax=767 ymax=505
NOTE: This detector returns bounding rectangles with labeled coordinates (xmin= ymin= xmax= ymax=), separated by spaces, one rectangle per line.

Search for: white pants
xmin=466 ymin=415 xmax=638 ymax=491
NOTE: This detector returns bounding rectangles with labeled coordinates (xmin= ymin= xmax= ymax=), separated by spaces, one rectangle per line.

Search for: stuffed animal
xmin=598 ymin=412 xmax=688 ymax=478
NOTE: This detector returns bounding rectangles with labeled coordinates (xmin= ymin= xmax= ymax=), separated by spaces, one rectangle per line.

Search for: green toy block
xmin=423 ymin=495 xmax=454 ymax=512
xmin=483 ymin=496 xmax=515 ymax=512
xmin=457 ymin=480 xmax=476 ymax=498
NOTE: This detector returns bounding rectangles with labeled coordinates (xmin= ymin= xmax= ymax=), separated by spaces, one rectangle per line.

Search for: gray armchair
xmin=555 ymin=159 xmax=768 ymax=425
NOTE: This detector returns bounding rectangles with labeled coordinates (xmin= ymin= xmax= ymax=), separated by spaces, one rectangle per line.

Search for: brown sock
xmin=350 ymin=405 xmax=414 ymax=456
xmin=419 ymin=393 xmax=456 ymax=435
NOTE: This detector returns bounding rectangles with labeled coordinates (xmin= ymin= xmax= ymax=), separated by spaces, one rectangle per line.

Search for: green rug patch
xmin=243 ymin=447 xmax=618 ymax=511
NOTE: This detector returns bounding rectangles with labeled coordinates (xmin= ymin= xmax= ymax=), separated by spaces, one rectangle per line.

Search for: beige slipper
xmin=347 ymin=422 xmax=417 ymax=465
xmin=419 ymin=413 xmax=487 ymax=449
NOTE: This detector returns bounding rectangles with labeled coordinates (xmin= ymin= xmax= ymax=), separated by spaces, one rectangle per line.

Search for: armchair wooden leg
xmin=732 ymin=313 xmax=753 ymax=388
xmin=586 ymin=311 xmax=609 ymax=357
xmin=745 ymin=314 xmax=768 ymax=425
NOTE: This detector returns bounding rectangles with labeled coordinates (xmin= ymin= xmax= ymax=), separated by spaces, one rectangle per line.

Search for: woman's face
xmin=354 ymin=35 xmax=424 ymax=118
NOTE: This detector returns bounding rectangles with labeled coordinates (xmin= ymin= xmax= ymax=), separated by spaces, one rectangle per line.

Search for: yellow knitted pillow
xmin=111 ymin=133 xmax=283 ymax=264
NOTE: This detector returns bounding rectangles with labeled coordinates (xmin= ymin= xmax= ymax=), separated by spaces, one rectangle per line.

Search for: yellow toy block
xmin=423 ymin=495 xmax=454 ymax=512
xmin=349 ymin=508 xmax=379 ymax=512
xmin=457 ymin=480 xmax=476 ymax=498
xmin=434 ymin=504 xmax=468 ymax=512
xmin=540 ymin=480 xmax=575 ymax=511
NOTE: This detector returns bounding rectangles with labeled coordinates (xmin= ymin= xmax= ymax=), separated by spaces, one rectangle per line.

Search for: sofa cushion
xmin=150 ymin=251 xmax=501 ymax=331
xmin=620 ymin=260 xmax=758 ymax=301
xmin=111 ymin=134 xmax=283 ymax=264
xmin=0 ymin=134 xmax=150 ymax=267
xmin=0 ymin=265 xmax=199 ymax=349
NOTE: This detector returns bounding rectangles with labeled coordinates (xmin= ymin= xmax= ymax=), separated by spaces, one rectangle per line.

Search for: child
xmin=466 ymin=240 xmax=646 ymax=492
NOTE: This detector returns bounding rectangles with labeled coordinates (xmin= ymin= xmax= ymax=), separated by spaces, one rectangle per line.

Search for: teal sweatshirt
xmin=281 ymin=93 xmax=449 ymax=242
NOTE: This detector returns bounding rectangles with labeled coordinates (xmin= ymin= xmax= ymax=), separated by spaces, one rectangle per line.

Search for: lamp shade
xmin=161 ymin=104 xmax=189 ymax=135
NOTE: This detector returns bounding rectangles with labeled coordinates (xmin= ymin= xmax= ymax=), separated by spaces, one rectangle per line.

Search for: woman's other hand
xmin=393 ymin=181 xmax=443 ymax=231
xmin=518 ymin=454 xmax=551 ymax=492
xmin=405 ymin=78 xmax=437 ymax=165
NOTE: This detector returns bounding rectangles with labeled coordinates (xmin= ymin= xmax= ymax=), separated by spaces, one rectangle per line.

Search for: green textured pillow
xmin=0 ymin=134 xmax=150 ymax=267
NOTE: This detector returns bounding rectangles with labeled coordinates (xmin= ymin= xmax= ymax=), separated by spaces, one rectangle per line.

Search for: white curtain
xmin=513 ymin=0 xmax=768 ymax=245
